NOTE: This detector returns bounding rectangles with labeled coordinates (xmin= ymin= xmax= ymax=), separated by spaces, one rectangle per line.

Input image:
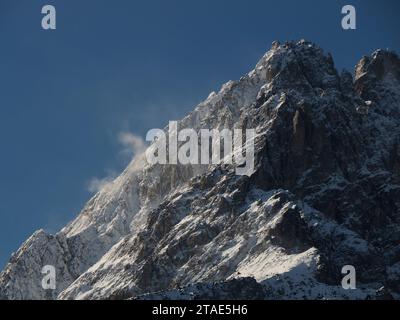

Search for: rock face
xmin=1 ymin=40 xmax=400 ymax=300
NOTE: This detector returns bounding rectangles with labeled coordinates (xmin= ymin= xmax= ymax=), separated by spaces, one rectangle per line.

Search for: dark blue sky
xmin=0 ymin=0 xmax=399 ymax=267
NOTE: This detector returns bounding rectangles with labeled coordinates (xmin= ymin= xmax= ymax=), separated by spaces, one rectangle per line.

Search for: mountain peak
xmin=355 ymin=49 xmax=400 ymax=112
xmin=253 ymin=40 xmax=339 ymax=93
xmin=356 ymin=49 xmax=400 ymax=82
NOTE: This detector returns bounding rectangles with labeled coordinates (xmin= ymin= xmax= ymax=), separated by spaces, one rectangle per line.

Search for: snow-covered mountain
xmin=1 ymin=40 xmax=400 ymax=300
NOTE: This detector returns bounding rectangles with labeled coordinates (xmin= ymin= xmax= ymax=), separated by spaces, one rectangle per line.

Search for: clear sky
xmin=0 ymin=0 xmax=399 ymax=268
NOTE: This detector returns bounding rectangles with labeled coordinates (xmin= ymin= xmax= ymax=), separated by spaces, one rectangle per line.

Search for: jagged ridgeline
xmin=1 ymin=40 xmax=400 ymax=300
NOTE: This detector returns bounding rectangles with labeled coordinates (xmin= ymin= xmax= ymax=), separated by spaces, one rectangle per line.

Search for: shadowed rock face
xmin=1 ymin=40 xmax=400 ymax=300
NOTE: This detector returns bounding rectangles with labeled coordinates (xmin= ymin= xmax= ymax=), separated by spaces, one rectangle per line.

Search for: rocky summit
xmin=1 ymin=40 xmax=400 ymax=300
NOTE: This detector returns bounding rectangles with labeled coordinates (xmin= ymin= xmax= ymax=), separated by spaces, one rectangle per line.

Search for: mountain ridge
xmin=1 ymin=40 xmax=400 ymax=300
